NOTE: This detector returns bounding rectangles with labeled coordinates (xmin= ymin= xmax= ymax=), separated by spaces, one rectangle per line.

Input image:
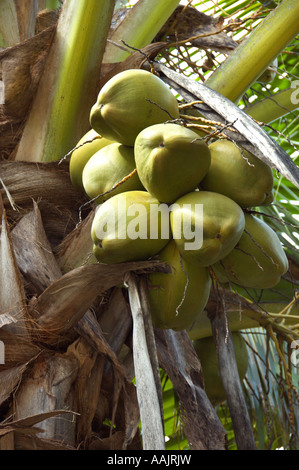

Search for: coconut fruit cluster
xmin=69 ymin=69 xmax=289 ymax=332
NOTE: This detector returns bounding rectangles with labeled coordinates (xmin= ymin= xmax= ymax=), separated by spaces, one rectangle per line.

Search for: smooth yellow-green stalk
xmin=206 ymin=0 xmax=299 ymax=103
xmin=245 ymin=88 xmax=299 ymax=123
xmin=103 ymin=0 xmax=181 ymax=63
xmin=16 ymin=0 xmax=115 ymax=162
xmin=46 ymin=0 xmax=60 ymax=8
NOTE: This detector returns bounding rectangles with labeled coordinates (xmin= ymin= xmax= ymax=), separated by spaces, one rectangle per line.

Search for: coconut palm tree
xmin=0 ymin=0 xmax=298 ymax=451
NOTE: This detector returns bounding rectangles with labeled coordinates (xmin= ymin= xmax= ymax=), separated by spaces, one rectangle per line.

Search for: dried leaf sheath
xmin=0 ymin=209 xmax=29 ymax=336
xmin=11 ymin=201 xmax=63 ymax=294
xmin=0 ymin=363 xmax=28 ymax=407
xmin=154 ymin=328 xmax=227 ymax=450
xmin=0 ymin=160 xmax=85 ymax=214
xmin=13 ymin=350 xmax=79 ymax=445
xmin=0 ymin=26 xmax=55 ymax=119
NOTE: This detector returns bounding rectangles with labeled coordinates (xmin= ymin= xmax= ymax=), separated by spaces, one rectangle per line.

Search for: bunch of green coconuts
xmin=69 ymin=68 xmax=288 ymax=404
xmin=70 ymin=68 xmax=288 ymax=333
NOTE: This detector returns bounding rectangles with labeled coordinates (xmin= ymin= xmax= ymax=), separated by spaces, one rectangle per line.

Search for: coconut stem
xmin=205 ymin=0 xmax=299 ymax=103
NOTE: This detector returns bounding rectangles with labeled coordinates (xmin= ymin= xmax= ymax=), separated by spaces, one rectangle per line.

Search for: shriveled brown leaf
xmin=1 ymin=410 xmax=77 ymax=450
xmin=75 ymin=309 xmax=130 ymax=378
xmin=155 ymin=5 xmax=238 ymax=53
xmin=68 ymin=337 xmax=105 ymax=445
xmin=11 ymin=201 xmax=63 ymax=294
xmin=0 ymin=17 xmax=57 ymax=159
xmin=28 ymin=259 xmax=169 ymax=344
xmin=0 ymin=160 xmax=85 ymax=213
xmin=2 ymin=409 xmax=76 ymax=430
xmin=0 ymin=114 xmax=24 ymax=161
xmin=98 ymin=41 xmax=169 ymax=92
xmin=155 ymin=328 xmax=227 ymax=450
xmin=0 ymin=363 xmax=28 ymax=406
xmin=0 ymin=160 xmax=86 ymax=243
xmin=35 ymin=8 xmax=59 ymax=35
xmin=15 ymin=0 xmax=39 ymax=42
xmin=0 ymin=429 xmax=14 ymax=450
xmin=0 ymin=26 xmax=55 ymax=119
xmin=39 ymin=199 xmax=83 ymax=249
xmin=0 ymin=328 xmax=40 ymax=371
xmin=14 ymin=433 xmax=75 ymax=450
xmin=55 ymin=206 xmax=96 ymax=273
xmin=98 ymin=287 xmax=132 ymax=357
xmin=119 ymin=379 xmax=142 ymax=449
xmin=0 ymin=209 xmax=29 ymax=336
xmin=88 ymin=430 xmax=126 ymax=450
xmin=75 ymin=306 xmax=143 ymax=449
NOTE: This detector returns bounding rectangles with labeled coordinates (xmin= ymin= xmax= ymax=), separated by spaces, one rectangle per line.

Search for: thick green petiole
xmin=103 ymin=0 xmax=181 ymax=63
xmin=244 ymin=88 xmax=299 ymax=123
xmin=16 ymin=0 xmax=115 ymax=163
xmin=206 ymin=0 xmax=299 ymax=102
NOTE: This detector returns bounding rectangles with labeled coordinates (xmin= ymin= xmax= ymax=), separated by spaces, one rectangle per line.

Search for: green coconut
xmin=90 ymin=69 xmax=180 ymax=146
xmin=148 ymin=240 xmax=212 ymax=331
xmin=91 ymin=190 xmax=171 ymax=264
xmin=200 ymin=139 xmax=274 ymax=208
xmin=193 ymin=332 xmax=249 ymax=405
xmin=212 ymin=213 xmax=289 ymax=289
xmin=69 ymin=129 xmax=114 ymax=192
xmin=170 ymin=191 xmax=245 ymax=267
xmin=134 ymin=123 xmax=211 ymax=203
xmin=82 ymin=142 xmax=144 ymax=204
